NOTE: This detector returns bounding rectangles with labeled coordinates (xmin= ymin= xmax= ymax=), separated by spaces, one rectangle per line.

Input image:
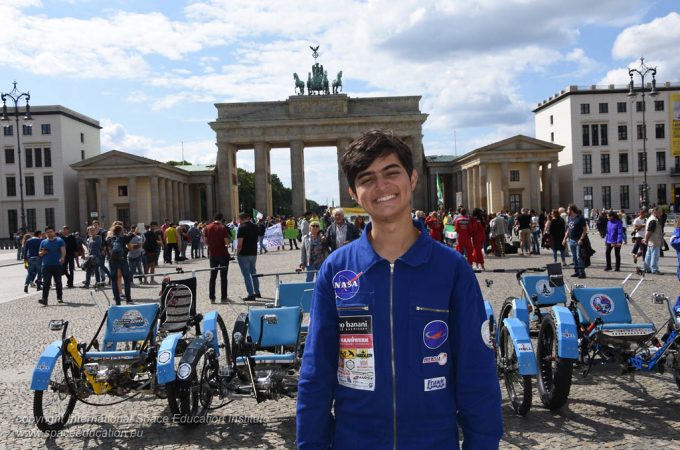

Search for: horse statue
xmin=322 ymin=71 xmax=330 ymax=95
xmin=293 ymin=73 xmax=305 ymax=95
xmin=332 ymin=71 xmax=343 ymax=94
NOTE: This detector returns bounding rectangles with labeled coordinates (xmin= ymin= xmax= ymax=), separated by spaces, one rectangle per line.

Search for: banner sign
xmin=263 ymin=223 xmax=284 ymax=249
xmin=671 ymin=93 xmax=680 ymax=157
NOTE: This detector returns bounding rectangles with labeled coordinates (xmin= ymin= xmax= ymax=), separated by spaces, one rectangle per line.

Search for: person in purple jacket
xmin=604 ymin=210 xmax=625 ymax=271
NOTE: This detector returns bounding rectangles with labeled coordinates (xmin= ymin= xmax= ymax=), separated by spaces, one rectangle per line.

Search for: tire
xmin=536 ymin=314 xmax=573 ymax=410
xmin=169 ymin=314 xmax=230 ymax=427
xmin=33 ymin=351 xmax=77 ymax=432
xmin=500 ymin=326 xmax=532 ymax=415
xmin=497 ymin=297 xmax=515 ymax=336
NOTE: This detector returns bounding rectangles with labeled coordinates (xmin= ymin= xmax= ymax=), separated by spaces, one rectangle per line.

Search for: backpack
xmin=110 ymin=236 xmax=126 ymax=262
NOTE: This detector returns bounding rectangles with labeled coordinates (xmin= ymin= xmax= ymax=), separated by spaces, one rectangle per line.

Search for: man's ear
xmin=348 ymin=186 xmax=358 ymax=203
xmin=410 ymin=169 xmax=418 ymax=191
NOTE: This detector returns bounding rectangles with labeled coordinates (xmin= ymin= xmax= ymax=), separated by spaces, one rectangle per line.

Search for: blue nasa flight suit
xmin=297 ymin=221 xmax=503 ymax=449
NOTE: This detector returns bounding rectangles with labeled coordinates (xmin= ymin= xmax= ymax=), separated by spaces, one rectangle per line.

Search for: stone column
xmin=254 ymin=142 xmax=273 ymax=216
xmin=290 ymin=140 xmax=306 ymax=215
xmin=540 ymin=162 xmax=550 ymax=210
xmin=462 ymin=169 xmax=470 ymax=209
xmin=99 ymin=177 xmax=108 ymax=226
xmin=337 ymin=138 xmax=352 ymax=206
xmin=184 ymin=183 xmax=191 ymax=219
xmin=471 ymin=166 xmax=478 ymax=208
xmin=500 ymin=161 xmax=509 ymax=211
xmin=127 ymin=176 xmax=137 ymax=225
xmin=150 ymin=175 xmax=160 ymax=222
xmin=410 ymin=134 xmax=427 ymax=210
xmin=206 ymin=182 xmax=214 ymax=220
xmin=178 ymin=181 xmax=186 ymax=220
xmin=550 ymin=158 xmax=560 ymax=208
xmin=169 ymin=180 xmax=176 ymax=222
xmin=78 ymin=177 xmax=88 ymax=231
xmin=216 ymin=143 xmax=238 ymax=218
xmin=479 ymin=164 xmax=488 ymax=211
xmin=158 ymin=177 xmax=167 ymax=221
xmin=529 ymin=161 xmax=539 ymax=210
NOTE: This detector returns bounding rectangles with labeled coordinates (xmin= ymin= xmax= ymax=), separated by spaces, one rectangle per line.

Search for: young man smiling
xmin=297 ymin=130 xmax=503 ymax=449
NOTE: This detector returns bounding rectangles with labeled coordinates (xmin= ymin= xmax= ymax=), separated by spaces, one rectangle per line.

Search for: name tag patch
xmin=422 ymin=352 xmax=448 ymax=366
xmin=424 ymin=376 xmax=446 ymax=392
xmin=338 ymin=315 xmax=375 ymax=391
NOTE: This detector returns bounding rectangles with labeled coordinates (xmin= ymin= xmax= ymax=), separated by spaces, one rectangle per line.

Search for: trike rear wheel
xmin=33 ymin=352 xmax=78 ymax=432
xmin=536 ymin=314 xmax=573 ymax=410
xmin=500 ymin=326 xmax=532 ymax=415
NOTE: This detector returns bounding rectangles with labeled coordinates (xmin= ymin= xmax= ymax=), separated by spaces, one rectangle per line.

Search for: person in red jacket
xmin=425 ymin=211 xmax=444 ymax=242
xmin=454 ymin=208 xmax=474 ymax=265
xmin=470 ymin=208 xmax=487 ymax=270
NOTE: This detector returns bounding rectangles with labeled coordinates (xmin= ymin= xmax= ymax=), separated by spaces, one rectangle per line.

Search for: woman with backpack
xmin=106 ymin=224 xmax=133 ymax=305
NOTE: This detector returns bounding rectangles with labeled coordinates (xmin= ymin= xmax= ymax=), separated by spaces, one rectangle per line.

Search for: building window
xmin=580 ymin=103 xmax=590 ymax=114
xmin=638 ymin=152 xmax=647 ymax=172
xmin=600 ymin=124 xmax=608 ymax=146
xmin=44 ymin=148 xmax=51 ymax=167
xmin=617 ymin=102 xmax=627 ymax=113
xmin=118 ymin=185 xmax=128 ymax=197
xmin=550 ymin=132 xmax=554 ymax=142
xmin=599 ymin=103 xmax=608 ymax=113
xmin=620 ymin=185 xmax=630 ymax=210
xmin=25 ymin=176 xmax=35 ymax=196
xmin=658 ymin=184 xmax=667 ymax=204
xmin=4 ymin=148 xmax=14 ymax=164
xmin=80 ymin=132 xmax=84 ymax=143
xmin=81 ymin=150 xmax=85 ymax=160
xmin=22 ymin=125 xmax=32 ymax=135
xmin=3 ymin=125 xmax=12 ymax=136
xmin=7 ymin=209 xmax=18 ymax=235
xmin=637 ymin=124 xmax=646 ymax=140
xmin=550 ymin=115 xmax=553 ymax=125
xmin=654 ymin=100 xmax=664 ymax=111
xmin=636 ymin=101 xmax=645 ymax=112
xmin=591 ymin=124 xmax=600 ymax=146
xmin=601 ymin=154 xmax=610 ymax=174
xmin=509 ymin=194 xmax=521 ymax=212
xmin=619 ymin=153 xmax=628 ymax=173
xmin=26 ymin=209 xmax=36 ymax=232
xmin=6 ymin=177 xmax=16 ymax=197
xmin=584 ymin=186 xmax=593 ymax=209
xmin=657 ymin=152 xmax=666 ymax=171
xmin=41 ymin=124 xmax=51 ymax=135
xmin=602 ymin=186 xmax=611 ymax=209
xmin=34 ymin=148 xmax=42 ymax=168
xmin=43 ymin=175 xmax=54 ymax=195
xmin=618 ymin=125 xmax=627 ymax=140
xmin=656 ymin=123 xmax=665 ymax=139
xmin=582 ymin=125 xmax=590 ymax=146
xmin=25 ymin=149 xmax=32 ymax=168
xmin=583 ymin=154 xmax=592 ymax=174
xmin=45 ymin=208 xmax=55 ymax=229
xmin=510 ymin=170 xmax=520 ymax=182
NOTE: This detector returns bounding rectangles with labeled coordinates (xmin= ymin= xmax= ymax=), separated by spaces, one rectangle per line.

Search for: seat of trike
xmin=521 ymin=274 xmax=568 ymax=306
xmin=235 ymin=306 xmax=302 ymax=365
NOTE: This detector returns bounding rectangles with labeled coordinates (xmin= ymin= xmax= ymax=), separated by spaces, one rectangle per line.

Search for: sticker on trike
xmin=112 ymin=310 xmax=148 ymax=332
xmin=480 ymin=320 xmax=493 ymax=349
xmin=590 ymin=294 xmax=615 ymax=315
xmin=535 ymin=280 xmax=554 ymax=297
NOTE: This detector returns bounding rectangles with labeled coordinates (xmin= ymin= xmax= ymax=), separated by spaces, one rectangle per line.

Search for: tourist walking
xmin=82 ymin=226 xmax=102 ymax=288
xmin=546 ymin=209 xmax=567 ymax=266
xmin=643 ymin=206 xmax=664 ymax=274
xmin=604 ymin=211 xmax=625 ymax=271
xmin=236 ymin=212 xmax=261 ymax=301
xmin=60 ymin=226 xmax=77 ymax=288
xmin=23 ymin=230 xmax=43 ymax=292
xmin=38 ymin=226 xmax=65 ymax=306
xmin=563 ymin=204 xmax=588 ymax=278
xmin=516 ymin=208 xmax=532 ymax=256
xmin=299 ymin=220 xmax=327 ymax=282
xmin=205 ymin=213 xmax=231 ymax=303
xmin=127 ymin=225 xmax=144 ymax=284
xmin=325 ymin=208 xmax=360 ymax=253
xmin=143 ymin=221 xmax=162 ymax=284
xmin=489 ymin=212 xmax=508 ymax=257
xmin=470 ymin=208 xmax=487 ymax=270
xmin=106 ymin=225 xmax=133 ymax=305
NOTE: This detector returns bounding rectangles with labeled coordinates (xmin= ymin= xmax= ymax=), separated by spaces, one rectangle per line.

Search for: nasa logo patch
xmin=590 ymin=294 xmax=615 ymax=315
xmin=423 ymin=320 xmax=449 ymax=349
xmin=332 ymin=270 xmax=362 ymax=300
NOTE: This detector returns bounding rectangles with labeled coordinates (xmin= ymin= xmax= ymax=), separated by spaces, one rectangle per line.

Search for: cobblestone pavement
xmin=1 ymin=233 xmax=679 ymax=449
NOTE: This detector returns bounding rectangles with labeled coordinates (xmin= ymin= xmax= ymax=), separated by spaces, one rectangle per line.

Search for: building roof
xmin=176 ymin=164 xmax=215 ymax=172
xmin=12 ymin=105 xmax=101 ymax=128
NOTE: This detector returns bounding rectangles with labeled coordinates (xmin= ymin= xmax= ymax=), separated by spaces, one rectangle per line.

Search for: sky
xmin=1 ymin=0 xmax=679 ymax=206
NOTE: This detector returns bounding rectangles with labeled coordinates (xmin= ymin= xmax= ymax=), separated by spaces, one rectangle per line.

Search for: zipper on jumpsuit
xmin=389 ymin=262 xmax=397 ymax=449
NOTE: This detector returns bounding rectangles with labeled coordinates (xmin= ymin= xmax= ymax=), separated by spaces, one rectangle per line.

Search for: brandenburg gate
xmin=210 ymin=94 xmax=428 ymax=218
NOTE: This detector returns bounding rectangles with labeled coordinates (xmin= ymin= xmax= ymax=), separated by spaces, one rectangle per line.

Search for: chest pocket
xmin=409 ymin=304 xmax=451 ymax=375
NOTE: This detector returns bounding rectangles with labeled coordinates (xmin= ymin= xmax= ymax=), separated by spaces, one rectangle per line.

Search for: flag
xmin=253 ymin=209 xmax=263 ymax=220
xmin=436 ymin=174 xmax=444 ymax=205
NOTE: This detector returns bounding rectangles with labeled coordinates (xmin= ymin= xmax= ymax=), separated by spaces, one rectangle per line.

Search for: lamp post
xmin=628 ymin=57 xmax=658 ymax=211
xmin=1 ymin=82 xmax=32 ymax=233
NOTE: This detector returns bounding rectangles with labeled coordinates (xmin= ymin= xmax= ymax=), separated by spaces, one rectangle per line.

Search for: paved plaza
xmin=1 ymin=232 xmax=679 ymax=449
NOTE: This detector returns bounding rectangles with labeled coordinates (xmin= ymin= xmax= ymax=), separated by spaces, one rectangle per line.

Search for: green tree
xmin=236 ymin=168 xmax=320 ymax=217
xmin=166 ymin=160 xmax=192 ymax=166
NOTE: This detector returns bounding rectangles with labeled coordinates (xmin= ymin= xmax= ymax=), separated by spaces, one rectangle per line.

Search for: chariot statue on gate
xmin=293 ymin=45 xmax=343 ymax=96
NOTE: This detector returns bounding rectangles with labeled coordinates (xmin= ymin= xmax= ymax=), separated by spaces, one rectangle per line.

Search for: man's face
xmin=349 ymin=153 xmax=416 ymax=223
xmin=46 ymin=229 xmax=56 ymax=239
xmin=62 ymin=227 xmax=70 ymax=236
xmin=334 ymin=212 xmax=344 ymax=224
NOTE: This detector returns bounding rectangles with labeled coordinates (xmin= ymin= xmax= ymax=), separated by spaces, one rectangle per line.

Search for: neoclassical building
xmin=426 ymin=135 xmax=563 ymax=212
xmin=71 ymin=151 xmax=214 ymax=228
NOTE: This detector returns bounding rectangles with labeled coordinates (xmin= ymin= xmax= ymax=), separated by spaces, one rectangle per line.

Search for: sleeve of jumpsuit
xmin=296 ymin=261 xmax=339 ymax=449
xmin=450 ymin=259 xmax=504 ymax=449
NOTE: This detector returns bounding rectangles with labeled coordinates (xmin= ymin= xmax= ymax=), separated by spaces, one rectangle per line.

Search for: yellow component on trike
xmin=65 ymin=337 xmax=112 ymax=395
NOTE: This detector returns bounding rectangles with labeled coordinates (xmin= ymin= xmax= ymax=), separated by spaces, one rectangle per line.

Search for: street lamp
xmin=628 ymin=57 xmax=658 ymax=211
xmin=1 ymin=82 xmax=32 ymax=233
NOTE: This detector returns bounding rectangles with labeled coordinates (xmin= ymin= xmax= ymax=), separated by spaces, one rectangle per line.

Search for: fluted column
xmin=184 ymin=183 xmax=190 ymax=219
xmin=410 ymin=134 xmax=427 ymax=210
xmin=206 ymin=182 xmax=214 ymax=219
xmin=337 ymin=138 xmax=352 ymax=206
xmin=158 ymin=177 xmax=167 ymax=221
xmin=78 ymin=177 xmax=88 ymax=232
xmin=550 ymin=158 xmax=560 ymax=208
xmin=290 ymin=140 xmax=306 ymax=215
xmin=127 ymin=176 xmax=137 ymax=225
xmin=150 ymin=175 xmax=160 ymax=222
xmin=463 ymin=169 xmax=470 ymax=209
xmin=479 ymin=164 xmax=488 ymax=211
xmin=169 ymin=180 xmax=177 ymax=222
xmin=254 ymin=142 xmax=273 ymax=215
xmin=529 ymin=161 xmax=539 ymax=211
xmin=99 ymin=177 xmax=109 ymax=226
xmin=471 ymin=166 xmax=478 ymax=208
xmin=540 ymin=162 xmax=550 ymax=210
xmin=500 ymin=161 xmax=509 ymax=211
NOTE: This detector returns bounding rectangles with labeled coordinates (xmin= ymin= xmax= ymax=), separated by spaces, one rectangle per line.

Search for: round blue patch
xmin=332 ymin=270 xmax=361 ymax=300
xmin=423 ymin=320 xmax=449 ymax=349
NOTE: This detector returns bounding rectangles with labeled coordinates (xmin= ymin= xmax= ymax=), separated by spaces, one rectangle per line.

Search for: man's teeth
xmin=377 ymin=194 xmax=396 ymax=202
